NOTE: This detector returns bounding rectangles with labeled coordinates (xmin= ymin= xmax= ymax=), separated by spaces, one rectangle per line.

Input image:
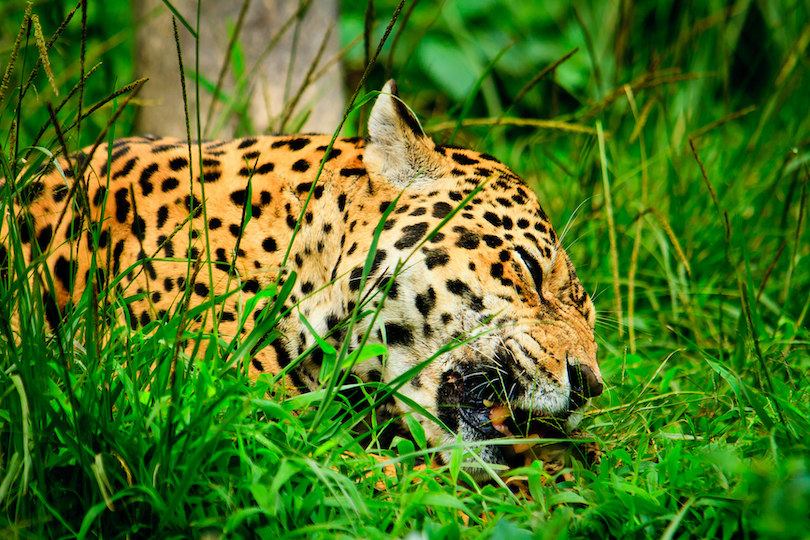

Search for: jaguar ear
xmin=365 ymin=80 xmax=446 ymax=186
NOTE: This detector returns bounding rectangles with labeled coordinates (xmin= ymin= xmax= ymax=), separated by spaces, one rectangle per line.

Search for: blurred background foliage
xmin=1 ymin=0 xmax=809 ymax=538
xmin=0 ymin=0 xmax=136 ymax=138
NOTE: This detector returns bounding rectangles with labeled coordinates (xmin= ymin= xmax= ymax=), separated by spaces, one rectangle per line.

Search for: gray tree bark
xmin=133 ymin=0 xmax=345 ymax=138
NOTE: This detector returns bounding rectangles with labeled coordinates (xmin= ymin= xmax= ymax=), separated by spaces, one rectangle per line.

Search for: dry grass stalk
xmin=0 ymin=3 xmax=33 ymax=111
xmin=385 ymin=0 xmax=420 ymax=75
xmin=624 ymin=85 xmax=647 ymax=353
xmin=21 ymin=0 xmax=80 ymax=99
xmin=30 ymin=14 xmax=58 ymax=97
xmin=597 ymin=121 xmax=623 ymax=338
xmin=60 ymin=78 xmax=148 ymax=137
xmin=629 ymin=97 xmax=657 ymax=143
xmin=689 ymin=137 xmax=730 ymax=240
xmin=687 ymin=105 xmax=757 ymax=141
xmin=26 ymin=63 xmax=101 ymax=157
xmin=757 ymin=239 xmax=787 ymax=301
xmin=489 ymin=48 xmax=580 ymax=134
xmin=648 ymin=207 xmax=691 ymax=277
xmin=774 ymin=21 xmax=810 ymax=88
xmin=781 ymin=165 xmax=807 ymax=306
xmin=203 ymin=0 xmax=253 ymax=132
xmin=76 ymin=0 xmax=88 ymax=142
xmin=431 ymin=117 xmax=600 ymax=135
xmin=577 ymin=70 xmax=708 ymax=123
xmin=278 ymin=24 xmax=334 ymax=132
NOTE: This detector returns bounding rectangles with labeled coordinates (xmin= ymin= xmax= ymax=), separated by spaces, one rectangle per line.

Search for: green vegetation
xmin=1 ymin=0 xmax=809 ymax=538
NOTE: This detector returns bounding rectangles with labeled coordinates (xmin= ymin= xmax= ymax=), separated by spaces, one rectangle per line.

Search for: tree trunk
xmin=133 ymin=0 xmax=345 ymax=138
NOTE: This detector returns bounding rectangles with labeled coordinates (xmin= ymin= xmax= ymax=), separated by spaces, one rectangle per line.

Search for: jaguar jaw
xmin=457 ymin=399 xmax=571 ymax=469
xmin=436 ymin=367 xmax=581 ymax=472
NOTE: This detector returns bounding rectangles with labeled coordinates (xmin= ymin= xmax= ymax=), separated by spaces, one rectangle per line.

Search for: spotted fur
xmin=4 ymin=81 xmax=602 ymax=477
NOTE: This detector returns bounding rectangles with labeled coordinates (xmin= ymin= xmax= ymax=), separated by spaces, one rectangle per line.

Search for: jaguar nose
xmin=567 ymin=362 xmax=603 ymax=401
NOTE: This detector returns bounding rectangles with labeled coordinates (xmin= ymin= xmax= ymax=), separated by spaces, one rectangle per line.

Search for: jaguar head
xmin=338 ymin=81 xmax=602 ymax=477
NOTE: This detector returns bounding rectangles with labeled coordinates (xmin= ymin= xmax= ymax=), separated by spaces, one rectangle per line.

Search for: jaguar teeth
xmin=482 ymin=399 xmax=494 ymax=408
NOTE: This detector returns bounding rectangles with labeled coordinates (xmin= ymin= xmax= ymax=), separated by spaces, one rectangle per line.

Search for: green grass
xmin=2 ymin=0 xmax=809 ymax=538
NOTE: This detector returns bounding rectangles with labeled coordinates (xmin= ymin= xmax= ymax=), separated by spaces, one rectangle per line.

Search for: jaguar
xmin=3 ymin=81 xmax=603 ymax=478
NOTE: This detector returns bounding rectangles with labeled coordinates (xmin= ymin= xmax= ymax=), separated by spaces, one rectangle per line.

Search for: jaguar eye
xmin=515 ymin=246 xmax=544 ymax=291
